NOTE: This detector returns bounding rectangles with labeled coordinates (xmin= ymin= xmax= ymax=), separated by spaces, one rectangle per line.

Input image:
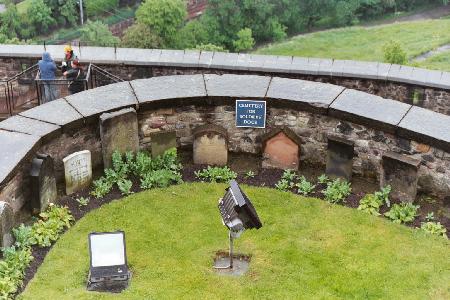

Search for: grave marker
xmin=326 ymin=135 xmax=355 ymax=181
xmin=0 ymin=201 xmax=13 ymax=248
xmin=30 ymin=154 xmax=57 ymax=214
xmin=261 ymin=127 xmax=301 ymax=170
xmin=63 ymin=150 xmax=92 ymax=195
xmin=151 ymin=131 xmax=177 ymax=158
xmin=193 ymin=125 xmax=228 ymax=166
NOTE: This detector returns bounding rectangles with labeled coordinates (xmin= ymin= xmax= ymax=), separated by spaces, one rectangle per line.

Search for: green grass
xmin=417 ymin=51 xmax=450 ymax=72
xmin=20 ymin=183 xmax=450 ymax=299
xmin=256 ymin=19 xmax=450 ymax=66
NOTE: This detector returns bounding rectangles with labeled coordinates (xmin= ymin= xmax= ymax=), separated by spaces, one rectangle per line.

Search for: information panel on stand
xmin=235 ymin=100 xmax=266 ymax=128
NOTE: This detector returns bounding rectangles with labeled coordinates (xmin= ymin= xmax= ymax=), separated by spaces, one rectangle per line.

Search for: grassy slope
xmin=20 ymin=183 xmax=449 ymax=300
xmin=419 ymin=51 xmax=450 ymax=72
xmin=256 ymin=19 xmax=450 ymax=71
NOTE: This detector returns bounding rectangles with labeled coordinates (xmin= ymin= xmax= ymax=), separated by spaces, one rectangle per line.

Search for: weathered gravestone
xmin=381 ymin=152 xmax=421 ymax=203
xmin=0 ymin=201 xmax=13 ymax=248
xmin=193 ymin=124 xmax=228 ymax=166
xmin=325 ymin=135 xmax=355 ymax=181
xmin=63 ymin=150 xmax=92 ymax=195
xmin=261 ymin=127 xmax=301 ymax=170
xmin=150 ymin=131 xmax=177 ymax=158
xmin=100 ymin=108 xmax=139 ymax=169
xmin=30 ymin=154 xmax=57 ymax=214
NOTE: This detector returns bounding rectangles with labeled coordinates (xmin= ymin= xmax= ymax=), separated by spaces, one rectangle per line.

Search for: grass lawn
xmin=20 ymin=183 xmax=450 ymax=299
xmin=256 ymin=19 xmax=450 ymax=67
xmin=417 ymin=51 xmax=450 ymax=72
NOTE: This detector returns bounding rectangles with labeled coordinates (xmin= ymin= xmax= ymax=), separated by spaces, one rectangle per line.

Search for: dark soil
xmin=17 ymin=150 xmax=450 ymax=298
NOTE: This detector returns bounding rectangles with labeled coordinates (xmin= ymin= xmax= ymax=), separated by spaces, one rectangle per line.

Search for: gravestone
xmin=261 ymin=127 xmax=301 ymax=170
xmin=150 ymin=131 xmax=177 ymax=158
xmin=100 ymin=108 xmax=139 ymax=169
xmin=63 ymin=150 xmax=92 ymax=195
xmin=325 ymin=135 xmax=355 ymax=181
xmin=30 ymin=154 xmax=57 ymax=214
xmin=193 ymin=125 xmax=228 ymax=166
xmin=0 ymin=201 xmax=13 ymax=248
xmin=381 ymin=152 xmax=421 ymax=203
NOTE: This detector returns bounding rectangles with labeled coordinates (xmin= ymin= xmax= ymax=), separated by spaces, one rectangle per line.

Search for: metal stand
xmin=214 ymin=230 xmax=236 ymax=269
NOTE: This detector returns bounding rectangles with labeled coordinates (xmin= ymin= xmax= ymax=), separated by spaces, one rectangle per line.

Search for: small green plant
xmin=117 ymin=179 xmax=133 ymax=195
xmin=91 ymin=177 xmax=113 ymax=198
xmin=75 ymin=197 xmax=90 ymax=207
xmin=421 ymin=222 xmax=447 ymax=238
xmin=194 ymin=166 xmax=237 ymax=183
xmin=374 ymin=185 xmax=391 ymax=208
xmin=383 ymin=40 xmax=407 ymax=65
xmin=30 ymin=205 xmax=74 ymax=247
xmin=12 ymin=224 xmax=33 ymax=249
xmin=322 ymin=178 xmax=352 ymax=204
xmin=425 ymin=212 xmax=435 ymax=222
xmin=358 ymin=185 xmax=391 ymax=216
xmin=295 ymin=176 xmax=316 ymax=196
xmin=141 ymin=169 xmax=182 ymax=189
xmin=245 ymin=170 xmax=256 ymax=179
xmin=317 ymin=174 xmax=329 ymax=184
xmin=275 ymin=179 xmax=290 ymax=192
xmin=0 ymin=246 xmax=33 ymax=298
xmin=384 ymin=202 xmax=419 ymax=224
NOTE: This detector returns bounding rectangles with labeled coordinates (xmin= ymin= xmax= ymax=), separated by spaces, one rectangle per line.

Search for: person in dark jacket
xmin=38 ymin=52 xmax=59 ymax=103
xmin=60 ymin=45 xmax=77 ymax=73
xmin=64 ymin=60 xmax=85 ymax=95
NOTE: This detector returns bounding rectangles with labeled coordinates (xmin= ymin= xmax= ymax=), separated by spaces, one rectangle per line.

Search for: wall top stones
xmin=0 ymin=44 xmax=449 ymax=90
xmin=1 ymin=74 xmax=449 ymax=187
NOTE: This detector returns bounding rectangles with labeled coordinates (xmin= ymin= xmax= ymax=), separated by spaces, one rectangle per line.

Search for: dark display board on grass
xmin=235 ymin=100 xmax=266 ymax=128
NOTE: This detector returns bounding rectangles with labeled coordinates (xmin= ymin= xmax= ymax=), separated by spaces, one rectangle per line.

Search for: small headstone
xmin=381 ymin=152 xmax=421 ymax=203
xmin=63 ymin=150 xmax=92 ymax=195
xmin=261 ymin=127 xmax=301 ymax=170
xmin=30 ymin=154 xmax=57 ymax=214
xmin=100 ymin=108 xmax=139 ymax=169
xmin=193 ymin=125 xmax=228 ymax=166
xmin=150 ymin=131 xmax=177 ymax=158
xmin=325 ymin=135 xmax=355 ymax=181
xmin=0 ymin=201 xmax=14 ymax=248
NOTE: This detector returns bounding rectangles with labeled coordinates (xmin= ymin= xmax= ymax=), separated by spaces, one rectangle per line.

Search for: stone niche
xmin=381 ymin=152 xmax=421 ymax=203
xmin=261 ymin=127 xmax=302 ymax=170
xmin=100 ymin=108 xmax=139 ymax=169
xmin=325 ymin=135 xmax=355 ymax=181
xmin=0 ymin=201 xmax=13 ymax=248
xmin=151 ymin=131 xmax=177 ymax=158
xmin=30 ymin=154 xmax=57 ymax=214
xmin=193 ymin=124 xmax=228 ymax=166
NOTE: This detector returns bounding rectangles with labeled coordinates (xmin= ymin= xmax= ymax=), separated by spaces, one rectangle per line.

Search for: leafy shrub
xmin=194 ymin=43 xmax=228 ymax=52
xmin=383 ymin=40 xmax=407 ymax=64
xmin=317 ymin=174 xmax=329 ymax=184
xmin=117 ymin=179 xmax=133 ymax=195
xmin=275 ymin=170 xmax=300 ymax=192
xmin=85 ymin=0 xmax=119 ymax=17
xmin=421 ymin=222 xmax=447 ymax=238
xmin=30 ymin=205 xmax=74 ymax=247
xmin=233 ymin=27 xmax=255 ymax=52
xmin=296 ymin=176 xmax=316 ymax=196
xmin=374 ymin=185 xmax=391 ymax=208
xmin=322 ymin=178 xmax=352 ymax=204
xmin=275 ymin=179 xmax=290 ymax=192
xmin=140 ymin=169 xmax=182 ymax=189
xmin=384 ymin=203 xmax=419 ymax=224
xmin=12 ymin=224 xmax=33 ymax=249
xmin=0 ymin=246 xmax=33 ymax=298
xmin=358 ymin=185 xmax=391 ymax=216
xmin=76 ymin=197 xmax=89 ymax=207
xmin=91 ymin=177 xmax=113 ymax=198
xmin=195 ymin=166 xmax=237 ymax=183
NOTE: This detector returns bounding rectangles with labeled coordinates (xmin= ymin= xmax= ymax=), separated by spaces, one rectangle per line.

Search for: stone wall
xmin=0 ymin=74 xmax=449 ymax=230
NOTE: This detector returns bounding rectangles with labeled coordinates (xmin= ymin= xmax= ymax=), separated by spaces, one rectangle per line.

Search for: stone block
xmin=267 ymin=77 xmax=344 ymax=113
xmin=330 ymin=89 xmax=411 ymax=133
xmin=193 ymin=125 xmax=228 ymax=166
xmin=115 ymin=48 xmax=155 ymax=65
xmin=20 ymin=98 xmax=83 ymax=127
xmin=261 ymin=55 xmax=292 ymax=73
xmin=66 ymin=81 xmax=137 ymax=119
xmin=325 ymin=135 xmax=355 ymax=181
xmin=238 ymin=54 xmax=266 ymax=71
xmin=182 ymin=50 xmax=200 ymax=68
xmin=377 ymin=63 xmax=391 ymax=80
xmin=425 ymin=70 xmax=443 ymax=88
xmin=100 ymin=108 xmax=139 ymax=169
xmin=387 ymin=65 xmax=414 ymax=83
xmin=289 ymin=57 xmax=312 ymax=75
xmin=159 ymin=49 xmax=185 ymax=67
xmin=63 ymin=150 xmax=92 ymax=195
xmin=437 ymin=71 xmax=450 ymax=90
xmin=261 ymin=127 xmax=301 ymax=170
xmin=150 ymin=131 xmax=177 ymax=158
xmin=330 ymin=59 xmax=346 ymax=77
xmin=198 ymin=51 xmax=214 ymax=68
xmin=210 ymin=52 xmax=238 ymax=70
xmin=341 ymin=60 xmax=379 ymax=80
xmin=317 ymin=58 xmax=334 ymax=76
xmin=78 ymin=46 xmax=116 ymax=64
xmin=0 ymin=115 xmax=61 ymax=141
xmin=381 ymin=152 xmax=421 ymax=203
xmin=30 ymin=154 xmax=57 ymax=214
xmin=397 ymin=106 xmax=450 ymax=152
xmin=0 ymin=202 xmax=13 ymax=248
xmin=204 ymin=74 xmax=270 ymax=98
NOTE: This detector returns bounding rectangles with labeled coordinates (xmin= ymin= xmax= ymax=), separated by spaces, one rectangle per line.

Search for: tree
xmin=135 ymin=0 xmax=186 ymax=47
xmin=85 ymin=0 xmax=120 ymax=18
xmin=27 ymin=0 xmax=56 ymax=33
xmin=121 ymin=23 xmax=162 ymax=48
xmin=80 ymin=20 xmax=120 ymax=47
xmin=194 ymin=43 xmax=228 ymax=52
xmin=233 ymin=28 xmax=254 ymax=52
xmin=175 ymin=20 xmax=209 ymax=49
xmin=44 ymin=0 xmax=79 ymax=26
xmin=0 ymin=3 xmax=21 ymax=39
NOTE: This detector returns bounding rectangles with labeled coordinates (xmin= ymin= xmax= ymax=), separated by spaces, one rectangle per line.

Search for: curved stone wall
xmin=0 ymin=74 xmax=449 ymax=233
xmin=0 ymin=45 xmax=449 ymax=115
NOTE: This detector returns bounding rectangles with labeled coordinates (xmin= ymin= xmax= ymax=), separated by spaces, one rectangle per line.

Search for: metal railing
xmin=0 ymin=63 xmax=124 ymax=119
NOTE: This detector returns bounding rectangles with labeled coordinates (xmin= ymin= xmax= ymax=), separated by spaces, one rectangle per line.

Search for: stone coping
xmin=0 ymin=74 xmax=449 ymax=186
xmin=0 ymin=45 xmax=449 ymax=90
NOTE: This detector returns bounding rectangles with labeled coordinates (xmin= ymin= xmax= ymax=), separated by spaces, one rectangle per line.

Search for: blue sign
xmin=235 ymin=100 xmax=266 ymax=128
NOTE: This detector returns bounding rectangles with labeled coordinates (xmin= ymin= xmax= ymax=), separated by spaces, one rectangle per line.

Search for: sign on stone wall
xmin=326 ymin=135 xmax=355 ymax=181
xmin=193 ymin=124 xmax=228 ymax=166
xmin=100 ymin=108 xmax=139 ymax=169
xmin=30 ymin=154 xmax=57 ymax=214
xmin=235 ymin=100 xmax=266 ymax=128
xmin=0 ymin=201 xmax=13 ymax=248
xmin=381 ymin=152 xmax=420 ymax=203
xmin=63 ymin=150 xmax=92 ymax=195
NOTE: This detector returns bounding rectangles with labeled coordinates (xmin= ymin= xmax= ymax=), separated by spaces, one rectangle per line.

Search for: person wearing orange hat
xmin=60 ymin=45 xmax=77 ymax=73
